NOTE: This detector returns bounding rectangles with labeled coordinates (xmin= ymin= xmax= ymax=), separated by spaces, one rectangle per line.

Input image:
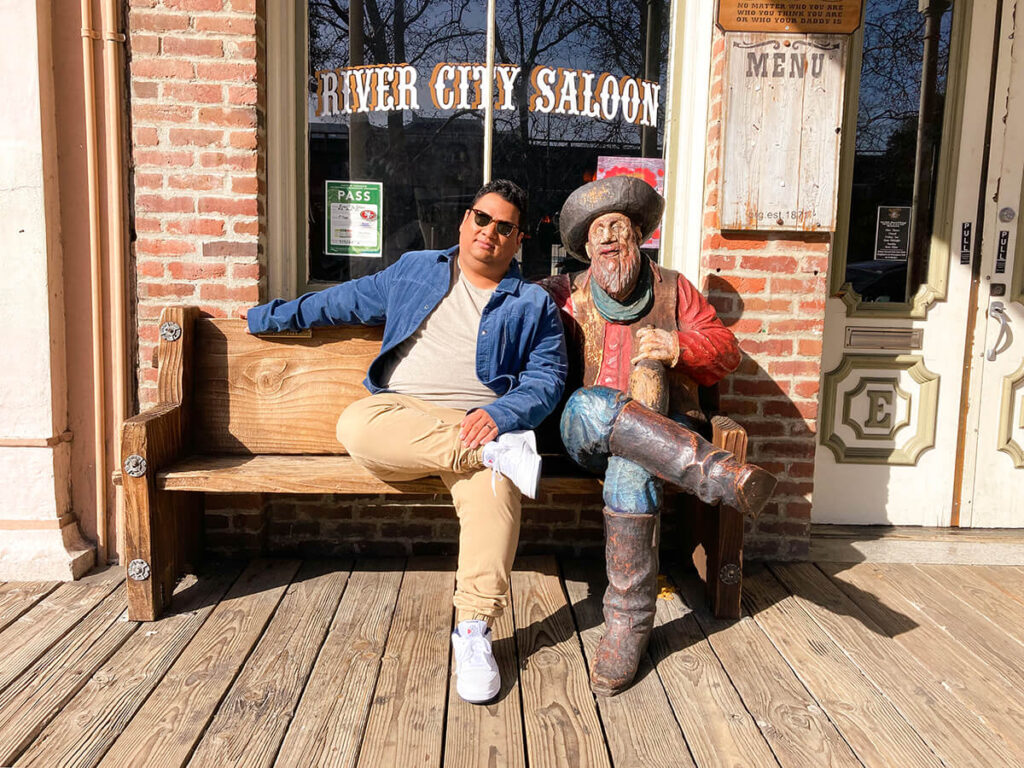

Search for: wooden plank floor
xmin=2 ymin=558 xmax=1024 ymax=767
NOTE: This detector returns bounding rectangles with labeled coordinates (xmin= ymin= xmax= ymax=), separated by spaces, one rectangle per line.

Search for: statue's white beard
xmin=592 ymin=247 xmax=641 ymax=301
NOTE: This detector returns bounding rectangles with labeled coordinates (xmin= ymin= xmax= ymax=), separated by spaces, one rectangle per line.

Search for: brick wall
xmin=699 ymin=30 xmax=829 ymax=560
xmin=128 ymin=0 xmax=265 ymax=409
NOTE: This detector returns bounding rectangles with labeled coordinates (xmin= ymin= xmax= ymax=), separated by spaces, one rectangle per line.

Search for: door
xmin=814 ymin=0 xmax=1002 ymax=526
xmin=958 ymin=0 xmax=1024 ymax=527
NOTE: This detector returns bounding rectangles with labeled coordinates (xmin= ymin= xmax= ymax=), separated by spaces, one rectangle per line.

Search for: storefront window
xmin=844 ymin=0 xmax=952 ymax=303
xmin=306 ymin=0 xmax=669 ymax=283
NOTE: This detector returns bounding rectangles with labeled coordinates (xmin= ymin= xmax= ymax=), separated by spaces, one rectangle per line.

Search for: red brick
xmin=742 ymin=420 xmax=787 ymax=437
xmin=130 ymin=11 xmax=190 ymax=32
xmin=768 ymin=319 xmax=821 ymax=334
xmin=739 ymin=338 xmax=793 ymax=356
xmin=798 ymin=338 xmax=823 ymax=356
xmin=231 ymin=176 xmax=259 ymax=194
xmin=230 ymin=40 xmax=258 ymax=59
xmin=731 ymin=318 xmax=765 ymax=334
xmin=718 ymin=276 xmax=767 ymax=294
xmin=137 ymin=259 xmax=165 ymax=277
xmin=800 ymin=255 xmax=829 ymax=273
xmin=730 ymin=377 xmax=785 ymax=397
xmin=163 ymin=36 xmax=224 ymax=57
xmin=202 ymin=240 xmax=259 ymax=259
xmin=164 ymin=0 xmax=225 ymax=10
xmin=759 ymin=440 xmax=815 ymax=459
xmin=787 ymin=461 xmax=815 ymax=478
xmin=168 ymin=261 xmax=228 ymax=280
xmin=718 ymin=397 xmax=759 ymax=415
xmin=167 ymin=218 xmax=225 ymax=236
xmin=233 ymin=219 xmax=259 ymax=235
xmin=135 ymin=194 xmax=195 ymax=213
xmin=196 ymin=61 xmax=257 ymax=82
xmin=168 ymin=128 xmax=225 ymax=147
xmin=709 ymin=233 xmax=768 ymax=251
xmin=199 ymin=197 xmax=259 ymax=216
xmin=766 ymin=360 xmax=820 ymax=377
xmin=230 ymin=0 xmax=256 ymax=11
xmin=799 ymin=299 xmax=827 ymax=313
xmin=141 ymin=282 xmax=197 ymax=298
xmin=200 ymin=151 xmax=257 ymax=171
xmin=133 ymin=103 xmax=196 ymax=123
xmin=704 ymin=253 xmax=736 ymax=271
xmin=782 ymin=499 xmax=813 ymax=520
xmin=742 ymin=297 xmax=794 ymax=313
xmin=132 ymin=81 xmax=159 ymax=101
xmin=194 ymin=15 xmax=256 ymax=35
xmin=134 ymin=216 xmax=163 ymax=233
xmin=134 ymin=149 xmax=194 ymax=168
xmin=133 ymin=126 xmax=160 ymax=146
xmin=131 ymin=59 xmax=195 ymax=80
xmin=162 ymin=82 xmax=223 ymax=103
xmin=131 ymin=34 xmax=160 ymax=55
xmin=136 ymin=238 xmax=195 ymax=256
xmin=793 ymin=379 xmax=820 ymax=398
xmin=770 ymin=276 xmax=822 ymax=294
xmin=739 ymin=255 xmax=799 ymax=272
xmin=167 ymin=172 xmax=224 ymax=190
xmin=764 ymin=398 xmax=817 ymax=419
xmin=134 ymin=172 xmax=163 ymax=189
xmin=199 ymin=282 xmax=257 ymax=301
xmin=229 ymin=130 xmax=258 ymax=149
xmin=231 ymin=262 xmax=261 ymax=280
xmin=199 ymin=106 xmax=257 ymax=127
xmin=226 ymin=85 xmax=258 ymax=104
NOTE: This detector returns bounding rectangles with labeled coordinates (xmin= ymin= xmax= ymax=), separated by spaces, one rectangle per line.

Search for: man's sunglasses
xmin=470 ymin=209 xmax=519 ymax=237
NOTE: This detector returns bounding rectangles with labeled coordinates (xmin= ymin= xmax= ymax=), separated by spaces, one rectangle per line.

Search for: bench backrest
xmin=186 ymin=317 xmax=383 ymax=454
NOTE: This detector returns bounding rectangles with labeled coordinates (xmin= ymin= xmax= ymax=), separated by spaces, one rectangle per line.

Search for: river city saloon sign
xmin=314 ymin=63 xmax=661 ymax=127
xmin=720 ymin=33 xmax=847 ymax=231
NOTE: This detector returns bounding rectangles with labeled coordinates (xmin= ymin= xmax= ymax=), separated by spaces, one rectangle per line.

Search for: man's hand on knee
xmin=459 ymin=409 xmax=499 ymax=449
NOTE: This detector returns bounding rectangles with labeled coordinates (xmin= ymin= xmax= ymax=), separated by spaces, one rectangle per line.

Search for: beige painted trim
xmin=267 ymin=1 xmax=307 ymax=300
xmin=0 ymin=514 xmax=77 ymax=531
xmin=997 ymin=358 xmax=1024 ymax=467
xmin=810 ymin=524 xmax=1024 ymax=564
xmin=820 ymin=353 xmax=940 ymax=464
xmin=660 ymin=0 xmax=713 ymax=280
xmin=829 ymin=1 xmax=973 ymax=319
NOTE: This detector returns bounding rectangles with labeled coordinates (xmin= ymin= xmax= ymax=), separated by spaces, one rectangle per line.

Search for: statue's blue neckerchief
xmin=590 ymin=258 xmax=654 ymax=323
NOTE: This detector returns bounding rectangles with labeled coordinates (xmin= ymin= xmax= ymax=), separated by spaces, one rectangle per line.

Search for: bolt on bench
xmin=114 ymin=306 xmax=751 ymax=621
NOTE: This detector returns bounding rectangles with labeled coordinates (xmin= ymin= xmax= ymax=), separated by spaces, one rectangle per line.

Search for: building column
xmin=0 ymin=0 xmax=95 ymax=579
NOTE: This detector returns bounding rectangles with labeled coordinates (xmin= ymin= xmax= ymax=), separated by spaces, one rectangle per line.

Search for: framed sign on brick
xmin=720 ymin=33 xmax=847 ymax=232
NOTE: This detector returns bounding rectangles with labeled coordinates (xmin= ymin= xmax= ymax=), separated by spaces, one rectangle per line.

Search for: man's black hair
xmin=472 ymin=179 xmax=528 ymax=225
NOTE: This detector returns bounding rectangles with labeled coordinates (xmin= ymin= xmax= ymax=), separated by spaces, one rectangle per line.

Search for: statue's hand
xmin=630 ymin=326 xmax=679 ymax=367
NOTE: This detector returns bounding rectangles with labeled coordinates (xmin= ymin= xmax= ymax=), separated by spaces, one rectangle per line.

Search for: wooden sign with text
xmin=718 ymin=0 xmax=863 ymax=35
xmin=720 ymin=33 xmax=847 ymax=232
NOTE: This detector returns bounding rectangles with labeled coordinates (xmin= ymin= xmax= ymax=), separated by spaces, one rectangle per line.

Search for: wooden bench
xmin=115 ymin=306 xmax=751 ymax=621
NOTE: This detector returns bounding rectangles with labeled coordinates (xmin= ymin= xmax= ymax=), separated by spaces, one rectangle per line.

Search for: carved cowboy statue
xmin=540 ymin=176 xmax=777 ymax=696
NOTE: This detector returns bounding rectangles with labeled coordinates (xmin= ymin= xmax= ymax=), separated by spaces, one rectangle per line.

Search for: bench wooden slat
xmin=156 ymin=454 xmax=603 ymax=495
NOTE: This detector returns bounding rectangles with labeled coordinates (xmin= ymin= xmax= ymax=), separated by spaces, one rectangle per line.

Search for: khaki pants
xmin=336 ymin=393 xmax=521 ymax=623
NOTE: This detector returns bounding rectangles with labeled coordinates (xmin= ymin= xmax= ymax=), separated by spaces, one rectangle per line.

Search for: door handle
xmin=986 ymin=301 xmax=1008 ymax=361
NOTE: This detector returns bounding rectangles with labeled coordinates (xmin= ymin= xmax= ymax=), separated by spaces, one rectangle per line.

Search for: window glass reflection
xmin=844 ymin=0 xmax=952 ymax=303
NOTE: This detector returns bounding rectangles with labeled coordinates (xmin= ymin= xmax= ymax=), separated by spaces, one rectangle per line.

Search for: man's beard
xmin=592 ymin=247 xmax=641 ymax=301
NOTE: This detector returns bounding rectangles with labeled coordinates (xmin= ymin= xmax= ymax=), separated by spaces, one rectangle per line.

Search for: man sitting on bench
xmin=247 ymin=180 xmax=567 ymax=704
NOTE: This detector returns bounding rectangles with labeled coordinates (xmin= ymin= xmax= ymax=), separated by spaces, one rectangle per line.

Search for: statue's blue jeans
xmin=560 ymin=386 xmax=679 ymax=516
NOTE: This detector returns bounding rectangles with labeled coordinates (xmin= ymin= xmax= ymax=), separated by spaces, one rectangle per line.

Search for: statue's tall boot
xmin=590 ymin=508 xmax=659 ymax=696
xmin=609 ymin=400 xmax=776 ymax=517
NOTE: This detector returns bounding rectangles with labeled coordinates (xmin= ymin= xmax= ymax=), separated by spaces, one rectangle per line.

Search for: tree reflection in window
xmin=305 ymin=0 xmax=668 ymax=283
xmin=844 ymin=0 xmax=952 ymax=304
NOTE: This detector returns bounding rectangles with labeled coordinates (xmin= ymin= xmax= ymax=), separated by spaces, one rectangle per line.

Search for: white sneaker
xmin=481 ymin=430 xmax=541 ymax=499
xmin=451 ymin=619 xmax=500 ymax=703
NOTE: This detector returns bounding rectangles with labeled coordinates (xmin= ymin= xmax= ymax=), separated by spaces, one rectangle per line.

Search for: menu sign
xmin=718 ymin=0 xmax=863 ymax=34
xmin=874 ymin=206 xmax=911 ymax=261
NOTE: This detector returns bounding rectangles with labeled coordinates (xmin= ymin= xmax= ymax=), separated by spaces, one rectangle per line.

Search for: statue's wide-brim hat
xmin=559 ymin=175 xmax=665 ymax=260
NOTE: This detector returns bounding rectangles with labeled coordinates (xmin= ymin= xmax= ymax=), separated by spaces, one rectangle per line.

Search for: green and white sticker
xmin=325 ymin=180 xmax=383 ymax=258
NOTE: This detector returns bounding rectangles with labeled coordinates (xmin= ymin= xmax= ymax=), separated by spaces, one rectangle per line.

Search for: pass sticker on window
xmin=325 ymin=180 xmax=383 ymax=258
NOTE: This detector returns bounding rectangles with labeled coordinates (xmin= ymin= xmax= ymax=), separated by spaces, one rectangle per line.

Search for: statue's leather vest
xmin=568 ymin=263 xmax=705 ymax=423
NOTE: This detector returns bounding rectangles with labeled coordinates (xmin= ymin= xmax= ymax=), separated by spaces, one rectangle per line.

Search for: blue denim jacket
xmin=247 ymin=246 xmax=568 ymax=434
